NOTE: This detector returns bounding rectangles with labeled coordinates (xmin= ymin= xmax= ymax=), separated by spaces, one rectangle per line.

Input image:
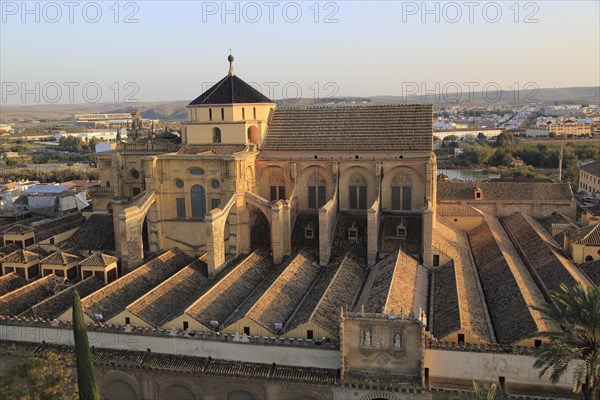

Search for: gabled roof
xmin=1 ymin=249 xmax=40 ymax=264
xmin=581 ymin=160 xmax=600 ymax=177
xmin=0 ymin=273 xmax=26 ymax=297
xmin=40 ymin=251 xmax=82 ymax=266
xmin=79 ymin=253 xmax=118 ymax=267
xmin=2 ymin=224 xmax=34 ymax=235
xmin=127 ymin=257 xmax=212 ymax=327
xmin=569 ymin=223 xmax=600 ymax=246
xmin=188 ymin=74 xmax=272 ymax=106
xmin=286 ymin=253 xmax=365 ymax=338
xmin=437 ymin=181 xmax=574 ymax=202
xmin=81 ymin=248 xmax=192 ymax=322
xmin=356 ymin=250 xmax=427 ymax=316
xmin=185 ymin=250 xmax=272 ymax=328
xmin=467 ymin=220 xmax=546 ymax=344
xmin=246 ymin=250 xmax=320 ymax=333
xmin=0 ymin=275 xmax=65 ymax=317
xmin=20 ymin=276 xmax=105 ymax=320
xmin=262 ymin=104 xmax=433 ymax=152
xmin=66 ymin=214 xmax=114 ymax=251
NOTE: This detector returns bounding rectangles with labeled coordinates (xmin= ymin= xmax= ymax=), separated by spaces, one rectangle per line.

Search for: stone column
xmin=367 ymin=204 xmax=379 ymax=267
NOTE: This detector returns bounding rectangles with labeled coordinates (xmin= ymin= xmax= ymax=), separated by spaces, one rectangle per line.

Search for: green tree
xmin=0 ymin=353 xmax=77 ymax=400
xmin=450 ymin=382 xmax=504 ymax=400
xmin=532 ymin=284 xmax=600 ymax=400
xmin=495 ymin=132 xmax=520 ymax=150
xmin=73 ymin=290 xmax=100 ymax=400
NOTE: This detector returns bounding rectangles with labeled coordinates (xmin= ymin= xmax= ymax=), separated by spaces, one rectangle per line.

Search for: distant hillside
xmin=2 ymin=87 xmax=598 ymax=122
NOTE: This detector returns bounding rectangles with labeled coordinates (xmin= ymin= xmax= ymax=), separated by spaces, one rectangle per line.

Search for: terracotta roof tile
xmin=262 ymin=104 xmax=433 ymax=152
xmin=79 ymin=252 xmax=118 ymax=267
xmin=0 ymin=273 xmax=26 ymax=297
xmin=127 ymin=257 xmax=212 ymax=327
xmin=20 ymin=276 xmax=105 ymax=320
xmin=247 ymin=250 xmax=320 ymax=333
xmin=81 ymin=248 xmax=192 ymax=321
xmin=186 ymin=250 xmax=272 ymax=328
xmin=1 ymin=249 xmax=41 ymax=263
xmin=0 ymin=275 xmax=65 ymax=316
xmin=437 ymin=181 xmax=573 ymax=202
xmin=39 ymin=251 xmax=82 ymax=266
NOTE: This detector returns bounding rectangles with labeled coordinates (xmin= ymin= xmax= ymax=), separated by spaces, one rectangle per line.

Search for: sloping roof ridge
xmin=184 ymin=249 xmax=265 ymax=323
xmin=383 ymin=249 xmax=419 ymax=314
xmin=192 ymin=75 xmax=229 ymax=105
xmin=305 ymin=252 xmax=362 ymax=324
xmin=276 ymin=103 xmax=431 ymax=111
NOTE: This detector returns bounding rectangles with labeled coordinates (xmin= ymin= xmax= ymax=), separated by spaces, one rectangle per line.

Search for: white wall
xmin=0 ymin=324 xmax=340 ymax=369
xmin=425 ymin=348 xmax=577 ymax=389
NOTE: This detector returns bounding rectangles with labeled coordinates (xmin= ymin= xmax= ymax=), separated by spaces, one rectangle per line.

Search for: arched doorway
xmin=249 ymin=205 xmax=270 ymax=251
xmin=107 ymin=380 xmax=137 ymax=400
xmin=191 ymin=185 xmax=206 ymax=219
xmin=247 ymin=125 xmax=259 ymax=143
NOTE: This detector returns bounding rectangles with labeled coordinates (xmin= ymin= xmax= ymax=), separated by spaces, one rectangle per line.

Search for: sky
xmin=1 ymin=0 xmax=599 ymax=105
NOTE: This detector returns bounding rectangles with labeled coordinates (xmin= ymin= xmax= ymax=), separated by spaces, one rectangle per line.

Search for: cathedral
xmin=0 ymin=55 xmax=589 ymax=399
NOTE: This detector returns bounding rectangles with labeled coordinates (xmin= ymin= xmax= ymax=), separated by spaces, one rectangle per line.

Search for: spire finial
xmin=228 ymin=50 xmax=234 ymax=76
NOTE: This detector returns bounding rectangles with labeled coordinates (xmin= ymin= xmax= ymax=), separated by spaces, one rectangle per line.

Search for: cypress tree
xmin=72 ymin=290 xmax=100 ymax=400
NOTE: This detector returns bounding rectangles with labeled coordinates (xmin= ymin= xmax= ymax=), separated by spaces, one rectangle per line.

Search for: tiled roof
xmin=467 ymin=221 xmax=540 ymax=344
xmin=569 ymin=223 xmax=600 ymax=246
xmin=0 ymin=243 xmax=20 ymax=257
xmin=537 ymin=212 xmax=579 ymax=243
xmin=21 ymin=276 xmax=105 ymax=320
xmin=39 ymin=251 xmax=82 ymax=266
xmin=186 ymin=250 xmax=272 ymax=328
xmin=331 ymin=215 xmax=368 ymax=259
xmin=177 ymin=144 xmax=248 ymax=155
xmin=432 ymin=261 xmax=461 ymax=339
xmin=432 ymin=218 xmax=492 ymax=342
xmin=33 ymin=213 xmax=85 ymax=243
xmin=0 ymin=275 xmax=65 ymax=316
xmin=501 ymin=212 xmax=590 ymax=297
xmin=81 ymin=249 xmax=192 ymax=321
xmin=290 ymin=253 xmax=365 ymax=338
xmin=577 ymin=260 xmax=600 ymax=285
xmin=379 ymin=215 xmax=422 ymax=255
xmin=66 ymin=214 xmax=114 ymax=251
xmin=262 ymin=104 xmax=433 ymax=152
xmin=127 ymin=257 xmax=212 ymax=327
xmin=358 ymin=250 xmax=427 ymax=319
xmin=584 ymin=204 xmax=600 ymax=217
xmin=0 ymin=273 xmax=26 ymax=297
xmin=581 ymin=160 xmax=600 ymax=177
xmin=437 ymin=204 xmax=481 ymax=217
xmin=188 ymin=74 xmax=272 ymax=105
xmin=2 ymin=224 xmax=34 ymax=235
xmin=437 ymin=181 xmax=573 ymax=202
xmin=79 ymin=252 xmax=118 ymax=267
xmin=1 ymin=249 xmax=40 ymax=263
xmin=247 ymin=250 xmax=320 ymax=332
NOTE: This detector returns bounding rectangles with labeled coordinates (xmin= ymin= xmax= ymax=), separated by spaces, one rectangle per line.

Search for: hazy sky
xmin=1 ymin=0 xmax=599 ymax=104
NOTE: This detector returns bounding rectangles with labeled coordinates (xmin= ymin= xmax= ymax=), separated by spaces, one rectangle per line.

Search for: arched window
xmin=213 ymin=127 xmax=221 ymax=143
xmin=106 ymin=181 xmax=110 ymax=188
xmin=307 ymin=174 xmax=326 ymax=209
xmin=247 ymin=126 xmax=259 ymax=143
xmin=191 ymin=185 xmax=206 ymax=219
xmin=348 ymin=173 xmax=367 ymax=210
xmin=391 ymin=174 xmax=412 ymax=211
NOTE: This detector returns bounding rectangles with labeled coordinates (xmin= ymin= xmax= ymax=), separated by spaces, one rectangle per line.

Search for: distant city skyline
xmin=1 ymin=0 xmax=599 ymax=105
